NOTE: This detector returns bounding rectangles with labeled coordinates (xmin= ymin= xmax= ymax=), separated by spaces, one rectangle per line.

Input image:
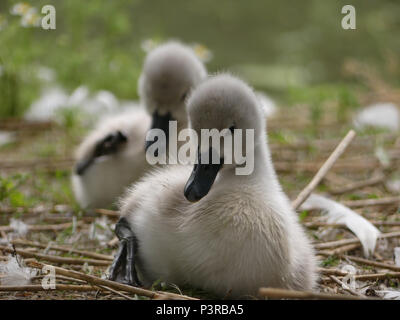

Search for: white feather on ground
xmin=300 ymin=194 xmax=381 ymax=257
xmin=24 ymin=85 xmax=141 ymax=124
xmin=89 ymin=217 xmax=114 ymax=246
xmin=9 ymin=218 xmax=29 ymax=238
xmin=375 ymin=289 xmax=400 ymax=300
xmin=353 ymin=102 xmax=400 ymax=132
xmin=0 ymin=256 xmax=36 ymax=286
xmin=24 ymin=87 xmax=69 ymax=122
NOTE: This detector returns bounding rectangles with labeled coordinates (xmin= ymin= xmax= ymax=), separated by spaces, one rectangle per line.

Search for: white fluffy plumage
xmin=72 ymin=41 xmax=207 ymax=208
xmin=119 ymin=74 xmax=317 ymax=298
xmin=71 ymin=108 xmax=151 ymax=208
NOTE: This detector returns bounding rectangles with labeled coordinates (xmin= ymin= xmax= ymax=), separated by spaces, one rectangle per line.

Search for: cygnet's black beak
xmin=184 ymin=148 xmax=223 ymax=202
xmin=145 ymin=111 xmax=173 ymax=154
xmin=75 ymin=131 xmax=127 ymax=176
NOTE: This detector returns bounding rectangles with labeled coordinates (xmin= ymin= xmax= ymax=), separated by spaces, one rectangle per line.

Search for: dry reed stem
xmin=329 ymin=275 xmax=365 ymax=297
xmin=318 ymin=243 xmax=362 ymax=256
xmin=0 ymin=246 xmax=111 ymax=266
xmin=94 ymin=209 xmax=120 ymax=218
xmin=349 ymin=272 xmax=400 ymax=281
xmin=0 ymin=159 xmax=74 ymax=171
xmin=342 ymin=196 xmax=400 ymax=208
xmin=304 ymin=220 xmax=400 ymax=228
xmin=329 ymin=175 xmax=385 ymax=195
xmin=314 ymin=231 xmax=400 ymax=250
xmin=11 ymin=239 xmax=113 ymax=261
xmin=258 ymin=287 xmax=377 ymax=300
xmin=343 ymin=255 xmax=400 ymax=272
xmin=292 ymin=130 xmax=356 ymax=210
xmin=0 ymin=284 xmax=98 ymax=292
xmin=0 ymin=221 xmax=83 ymax=233
xmin=27 ymin=261 xmax=198 ymax=300
xmin=317 ymin=268 xmax=348 ymax=276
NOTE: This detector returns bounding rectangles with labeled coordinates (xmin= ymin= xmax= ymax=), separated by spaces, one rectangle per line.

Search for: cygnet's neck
xmin=219 ymin=134 xmax=281 ymax=191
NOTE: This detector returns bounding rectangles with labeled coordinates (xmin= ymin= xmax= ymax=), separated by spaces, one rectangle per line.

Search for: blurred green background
xmin=0 ymin=0 xmax=399 ymax=117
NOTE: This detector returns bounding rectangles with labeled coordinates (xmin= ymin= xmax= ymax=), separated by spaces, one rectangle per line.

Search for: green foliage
xmin=347 ymin=194 xmax=362 ymax=201
xmin=0 ymin=173 xmax=30 ymax=207
xmin=321 ymin=255 xmax=339 ymax=267
xmin=1 ymin=0 xmax=399 ymax=117
xmin=269 ymin=131 xmax=297 ymax=145
xmin=336 ymin=87 xmax=359 ymax=122
xmin=0 ymin=0 xmax=144 ymax=117
xmin=299 ymin=210 xmax=308 ymax=221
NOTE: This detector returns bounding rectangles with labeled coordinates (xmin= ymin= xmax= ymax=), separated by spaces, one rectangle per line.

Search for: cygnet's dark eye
xmin=180 ymin=92 xmax=188 ymax=102
xmin=229 ymin=125 xmax=235 ymax=134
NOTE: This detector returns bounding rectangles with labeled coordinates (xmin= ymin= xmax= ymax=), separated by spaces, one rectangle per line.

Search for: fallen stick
xmin=94 ymin=209 xmax=119 ymax=218
xmin=343 ymin=255 xmax=400 ymax=272
xmin=276 ymin=159 xmax=377 ymax=173
xmin=32 ymin=274 xmax=87 ymax=284
xmin=329 ymin=275 xmax=365 ymax=297
xmin=95 ymin=284 xmax=134 ymax=300
xmin=0 ymin=159 xmax=74 ymax=171
xmin=323 ymin=172 xmax=352 ymax=186
xmin=318 ymin=243 xmax=361 ymax=256
xmin=0 ymin=221 xmax=83 ymax=233
xmin=107 ymin=237 xmax=119 ymax=247
xmin=0 ymin=282 xmax=132 ymax=299
xmin=40 ymin=216 xmax=95 ymax=224
xmin=342 ymin=196 xmax=400 ymax=208
xmin=0 ymin=205 xmax=71 ymax=215
xmin=258 ymin=287 xmax=377 ymax=300
xmin=317 ymin=268 xmax=348 ymax=276
xmin=0 ymin=284 xmax=99 ymax=292
xmin=292 ymin=130 xmax=356 ymax=210
xmin=269 ymin=132 xmax=394 ymax=152
xmin=0 ymin=246 xmax=111 ymax=266
xmin=0 ymin=230 xmax=7 ymax=240
xmin=304 ymin=220 xmax=400 ymax=228
xmin=329 ymin=175 xmax=385 ymax=195
xmin=314 ymin=230 xmax=400 ymax=250
xmin=348 ymin=272 xmax=400 ymax=281
xmin=11 ymin=239 xmax=113 ymax=261
xmin=27 ymin=261 xmax=197 ymax=300
xmin=0 ymin=119 xmax=55 ymax=131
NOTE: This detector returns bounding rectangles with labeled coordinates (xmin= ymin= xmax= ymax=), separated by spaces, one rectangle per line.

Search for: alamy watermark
xmin=41 ymin=5 xmax=56 ymax=30
xmin=341 ymin=5 xmax=356 ymax=30
xmin=41 ymin=265 xmax=56 ymax=289
xmin=145 ymin=121 xmax=255 ymax=175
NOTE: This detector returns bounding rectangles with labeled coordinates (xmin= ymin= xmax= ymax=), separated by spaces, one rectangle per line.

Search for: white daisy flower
xmin=10 ymin=2 xmax=31 ymax=16
xmin=20 ymin=7 xmax=41 ymax=28
xmin=191 ymin=43 xmax=213 ymax=63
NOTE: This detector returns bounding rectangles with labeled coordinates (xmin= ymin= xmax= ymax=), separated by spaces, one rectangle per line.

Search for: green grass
xmin=321 ymin=255 xmax=339 ymax=267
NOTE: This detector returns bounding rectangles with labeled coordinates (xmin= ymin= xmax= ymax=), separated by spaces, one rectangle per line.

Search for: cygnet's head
xmin=184 ymin=74 xmax=265 ymax=202
xmin=139 ymin=41 xmax=207 ymax=151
